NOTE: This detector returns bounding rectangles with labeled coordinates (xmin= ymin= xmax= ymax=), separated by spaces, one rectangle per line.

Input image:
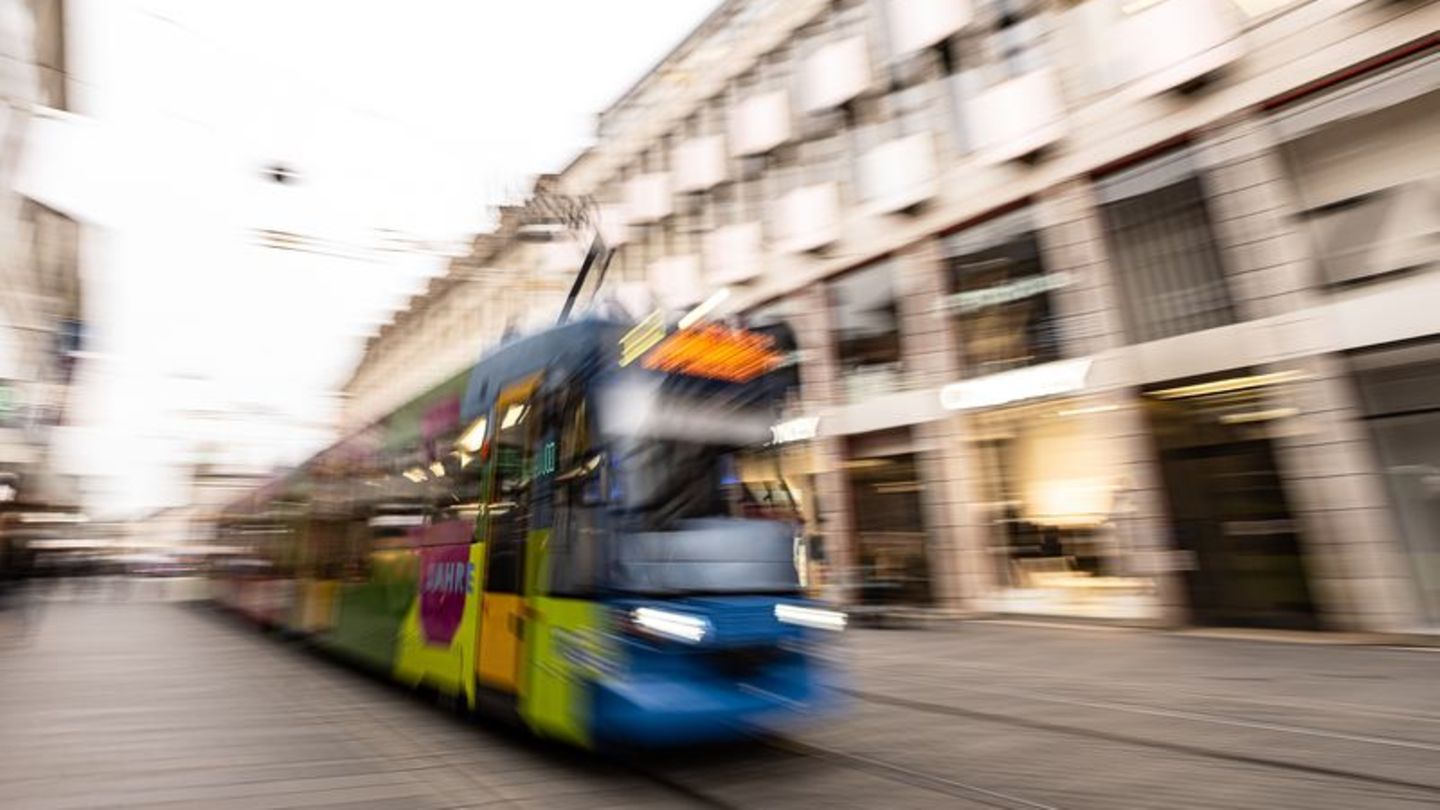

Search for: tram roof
xmin=461 ymin=317 xmax=627 ymax=423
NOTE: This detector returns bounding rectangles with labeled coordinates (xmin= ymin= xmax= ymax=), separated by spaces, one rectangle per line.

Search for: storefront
xmin=1141 ymin=369 xmax=1318 ymax=630
xmin=959 ymin=390 xmax=1161 ymax=621
xmin=941 ymin=205 xmax=1161 ymax=619
xmin=841 ymin=428 xmax=935 ymax=606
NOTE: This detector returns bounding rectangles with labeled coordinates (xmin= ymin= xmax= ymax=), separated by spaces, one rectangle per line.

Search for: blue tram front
xmin=462 ymin=316 xmax=846 ymax=747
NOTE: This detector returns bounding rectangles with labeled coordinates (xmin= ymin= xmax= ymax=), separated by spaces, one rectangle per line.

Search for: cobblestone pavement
xmin=1 ymin=588 xmax=1437 ymax=809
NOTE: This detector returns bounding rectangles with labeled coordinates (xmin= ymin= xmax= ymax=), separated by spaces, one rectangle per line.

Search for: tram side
xmin=210 ymin=317 xmax=845 ymax=748
xmin=212 ymin=363 xmax=483 ymax=702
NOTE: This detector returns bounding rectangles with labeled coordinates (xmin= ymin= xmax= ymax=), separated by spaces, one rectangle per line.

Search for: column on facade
xmin=1034 ymin=179 xmax=1189 ymax=626
xmin=892 ymin=238 xmax=993 ymax=613
xmin=1195 ymin=116 xmax=1318 ymax=322
xmin=1268 ymin=354 xmax=1422 ymax=631
xmin=789 ymin=284 xmax=856 ymax=601
xmin=1197 ymin=116 xmax=1423 ymax=632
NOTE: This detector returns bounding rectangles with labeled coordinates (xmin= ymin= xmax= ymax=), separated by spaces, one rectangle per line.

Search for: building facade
xmin=559 ymin=0 xmax=1439 ymax=633
xmin=340 ymin=190 xmax=584 ymax=433
xmin=0 ymin=0 xmax=83 ymax=522
xmin=347 ymin=0 xmax=1440 ymax=633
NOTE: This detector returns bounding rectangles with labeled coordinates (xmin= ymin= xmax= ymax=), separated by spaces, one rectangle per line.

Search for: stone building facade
xmin=0 ymin=0 xmax=83 ymax=518
xmin=348 ymin=0 xmax=1440 ymax=632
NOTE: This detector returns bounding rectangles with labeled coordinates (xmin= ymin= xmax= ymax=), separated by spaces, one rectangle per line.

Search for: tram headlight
xmin=629 ymin=607 xmax=710 ymax=644
xmin=775 ymin=603 xmax=847 ymax=632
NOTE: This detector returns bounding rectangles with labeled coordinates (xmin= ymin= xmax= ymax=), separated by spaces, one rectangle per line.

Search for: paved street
xmin=2 ymin=587 xmax=1438 ymax=809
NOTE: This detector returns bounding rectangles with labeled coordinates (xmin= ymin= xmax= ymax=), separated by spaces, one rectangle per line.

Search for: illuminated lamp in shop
xmin=640 ymin=325 xmax=783 ymax=383
xmin=940 ymin=358 xmax=1093 ymax=410
xmin=1146 ymin=370 xmax=1307 ymax=400
xmin=1218 ymin=407 xmax=1298 ymax=425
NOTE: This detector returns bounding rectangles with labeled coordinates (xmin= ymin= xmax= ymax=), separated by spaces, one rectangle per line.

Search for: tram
xmin=212 ymin=312 xmax=845 ymax=748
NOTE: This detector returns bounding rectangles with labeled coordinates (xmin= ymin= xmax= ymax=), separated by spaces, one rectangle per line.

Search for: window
xmin=843 ymin=445 xmax=933 ymax=605
xmin=986 ymin=0 xmax=1050 ymax=79
xmin=746 ymin=296 xmax=793 ymax=329
xmin=944 ymin=207 xmax=1065 ymax=377
xmin=1275 ymin=79 xmax=1440 ymax=287
xmin=547 ymin=389 xmax=601 ymax=597
xmin=934 ymin=0 xmax=1053 ymax=149
xmin=483 ymin=384 xmax=537 ymax=593
xmin=1354 ymin=345 xmax=1440 ymax=626
xmin=829 ymin=259 xmax=903 ymax=400
xmin=1096 ymin=148 xmax=1237 ymax=343
xmin=946 ymin=0 xmax=1052 ymax=86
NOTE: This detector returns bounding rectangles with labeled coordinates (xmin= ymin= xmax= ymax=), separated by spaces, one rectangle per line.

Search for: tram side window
xmin=484 ymin=389 xmax=536 ymax=594
xmin=548 ymin=391 xmax=600 ymax=596
xmin=430 ymin=427 xmax=484 ymax=525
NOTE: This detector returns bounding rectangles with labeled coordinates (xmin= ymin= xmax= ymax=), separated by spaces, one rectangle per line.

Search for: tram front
xmin=579 ymin=322 xmax=846 ymax=746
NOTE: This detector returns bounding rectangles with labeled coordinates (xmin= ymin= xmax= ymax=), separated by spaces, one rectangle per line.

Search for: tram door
xmin=478 ymin=378 xmax=538 ymax=693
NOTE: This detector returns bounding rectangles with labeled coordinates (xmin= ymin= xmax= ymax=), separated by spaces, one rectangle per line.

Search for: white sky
xmin=19 ymin=0 xmax=719 ymax=518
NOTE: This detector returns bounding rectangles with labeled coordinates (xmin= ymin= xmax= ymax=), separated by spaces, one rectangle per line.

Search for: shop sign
xmin=940 ymin=358 xmax=1093 ymax=411
xmin=770 ymin=416 xmax=820 ymax=445
xmin=949 ymin=271 xmax=1073 ymax=314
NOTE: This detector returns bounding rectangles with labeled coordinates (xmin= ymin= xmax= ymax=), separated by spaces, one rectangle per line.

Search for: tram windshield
xmin=587 ymin=376 xmax=804 ymax=595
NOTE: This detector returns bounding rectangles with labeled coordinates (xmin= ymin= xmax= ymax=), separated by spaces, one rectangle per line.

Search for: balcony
xmin=729 ymin=90 xmax=793 ymax=157
xmin=1122 ymin=0 xmax=1244 ymax=98
xmin=858 ymin=131 xmax=939 ymax=215
xmin=967 ymin=69 xmax=1066 ymax=164
xmin=887 ymin=0 xmax=973 ymax=57
xmin=802 ymin=36 xmax=872 ymax=113
xmin=625 ymin=173 xmax=673 ymax=224
xmin=776 ymin=183 xmax=841 ymax=254
xmin=703 ymin=222 xmax=765 ymax=286
xmin=673 ymin=135 xmax=728 ymax=193
xmin=648 ymin=254 xmax=706 ymax=309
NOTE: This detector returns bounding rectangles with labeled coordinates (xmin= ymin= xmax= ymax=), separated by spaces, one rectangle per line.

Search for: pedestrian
xmin=0 ymin=534 xmax=40 ymax=639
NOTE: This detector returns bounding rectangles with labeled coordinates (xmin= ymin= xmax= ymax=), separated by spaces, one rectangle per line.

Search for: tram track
xmin=628 ymin=735 xmax=1063 ymax=810
xmin=839 ymin=686 xmax=1440 ymax=798
xmin=868 ymin=653 xmax=1440 ymax=728
xmin=853 ymin=671 xmax=1440 ymax=753
xmin=192 ymin=604 xmax=1439 ymax=807
xmin=761 ymin=736 xmax=1062 ymax=810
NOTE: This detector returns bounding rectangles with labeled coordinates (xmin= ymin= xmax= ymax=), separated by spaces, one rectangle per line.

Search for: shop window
xmin=1275 ymin=80 xmax=1440 ymax=288
xmin=828 ymin=259 xmax=903 ymax=400
xmin=1096 ymin=148 xmax=1237 ymax=343
xmin=943 ymin=207 xmax=1065 ymax=377
xmin=1354 ymin=345 xmax=1440 ymax=628
xmin=970 ymin=399 xmax=1157 ymax=621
